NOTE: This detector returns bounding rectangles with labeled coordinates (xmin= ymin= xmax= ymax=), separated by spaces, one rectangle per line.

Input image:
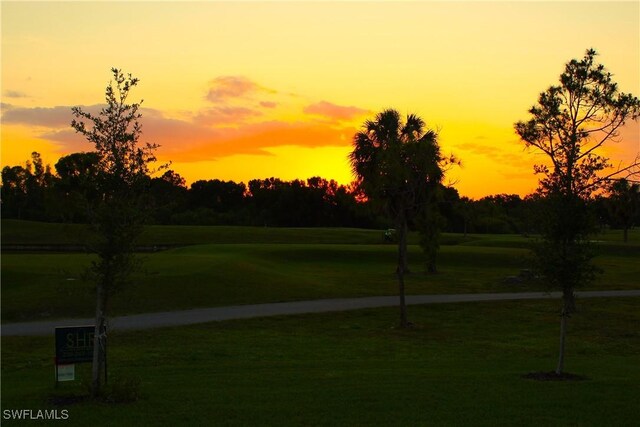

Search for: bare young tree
xmin=71 ymin=68 xmax=161 ymax=396
xmin=515 ymin=49 xmax=640 ymax=375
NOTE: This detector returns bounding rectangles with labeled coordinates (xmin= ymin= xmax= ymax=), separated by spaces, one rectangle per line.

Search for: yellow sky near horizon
xmin=2 ymin=1 xmax=639 ymax=199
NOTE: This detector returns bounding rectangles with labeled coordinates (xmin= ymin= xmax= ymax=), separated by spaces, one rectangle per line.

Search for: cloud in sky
xmin=456 ymin=141 xmax=530 ymax=166
xmin=194 ymin=106 xmax=263 ymax=126
xmin=3 ymin=90 xmax=29 ymax=99
xmin=161 ymin=120 xmax=356 ymax=162
xmin=41 ymin=114 xmax=356 ymax=162
xmin=3 ymin=75 xmax=369 ymax=163
xmin=205 ymin=76 xmax=274 ymax=103
xmin=41 ymin=112 xmax=224 ymax=156
xmin=303 ymin=101 xmax=370 ymax=121
xmin=2 ymin=105 xmax=85 ymax=128
xmin=259 ymin=101 xmax=277 ymax=109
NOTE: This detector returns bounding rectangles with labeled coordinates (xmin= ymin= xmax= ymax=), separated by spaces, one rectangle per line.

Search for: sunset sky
xmin=2 ymin=1 xmax=638 ymax=199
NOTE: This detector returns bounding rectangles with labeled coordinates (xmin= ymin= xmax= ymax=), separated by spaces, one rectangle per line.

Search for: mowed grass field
xmin=1 ymin=220 xmax=639 ymax=322
xmin=2 ymin=221 xmax=639 ymax=425
xmin=2 ymin=299 xmax=639 ymax=426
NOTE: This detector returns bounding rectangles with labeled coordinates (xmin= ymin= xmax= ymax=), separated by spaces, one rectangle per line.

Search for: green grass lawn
xmin=2 ymin=298 xmax=639 ymax=426
xmin=1 ymin=219 xmax=400 ymax=246
xmin=4 ymin=218 xmax=639 ymax=245
xmin=2 ymin=221 xmax=639 ymax=322
xmin=2 ymin=221 xmax=639 ymax=425
xmin=1 ymin=244 xmax=532 ymax=322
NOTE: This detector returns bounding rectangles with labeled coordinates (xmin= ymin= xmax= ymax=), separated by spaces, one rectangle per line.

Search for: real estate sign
xmin=56 ymin=364 xmax=75 ymax=382
xmin=55 ymin=326 xmax=94 ymax=364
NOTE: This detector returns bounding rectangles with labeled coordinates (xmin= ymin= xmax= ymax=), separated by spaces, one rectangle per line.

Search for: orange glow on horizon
xmin=2 ymin=1 xmax=638 ymax=200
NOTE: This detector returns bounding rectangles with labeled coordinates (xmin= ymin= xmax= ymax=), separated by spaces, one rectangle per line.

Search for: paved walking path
xmin=2 ymin=290 xmax=639 ymax=336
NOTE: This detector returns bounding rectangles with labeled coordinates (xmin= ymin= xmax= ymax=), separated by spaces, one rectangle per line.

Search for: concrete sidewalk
xmin=2 ymin=290 xmax=639 ymax=336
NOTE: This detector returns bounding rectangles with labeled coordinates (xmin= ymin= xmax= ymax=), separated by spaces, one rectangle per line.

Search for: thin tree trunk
xmin=396 ymin=215 xmax=409 ymax=328
xmin=397 ymin=267 xmax=408 ymax=328
xmin=555 ymin=311 xmax=567 ymax=375
xmin=623 ymin=226 xmax=628 ymax=243
xmin=91 ymin=283 xmax=107 ymax=397
xmin=427 ymin=261 xmax=437 ymax=274
xmin=555 ymin=290 xmax=573 ymax=376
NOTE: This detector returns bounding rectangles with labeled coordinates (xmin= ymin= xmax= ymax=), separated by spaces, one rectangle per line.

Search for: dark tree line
xmin=1 ymin=152 xmax=57 ymax=221
xmin=2 ymin=151 xmax=638 ymax=234
xmin=1 ymin=154 xmax=383 ymax=228
xmin=160 ymin=174 xmax=385 ymax=228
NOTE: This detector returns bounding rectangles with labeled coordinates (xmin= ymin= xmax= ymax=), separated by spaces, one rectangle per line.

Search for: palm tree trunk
xmin=396 ymin=215 xmax=409 ymax=328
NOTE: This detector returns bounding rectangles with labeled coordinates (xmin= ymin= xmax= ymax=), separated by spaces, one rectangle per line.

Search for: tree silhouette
xmin=148 ymin=170 xmax=188 ymax=224
xmin=607 ymin=178 xmax=640 ymax=243
xmin=350 ymin=109 xmax=446 ymax=327
xmin=515 ymin=49 xmax=640 ymax=375
xmin=54 ymin=152 xmax=101 ymax=222
xmin=1 ymin=152 xmax=54 ymax=220
xmin=1 ymin=165 xmax=30 ymax=219
xmin=71 ymin=68 xmax=161 ymax=397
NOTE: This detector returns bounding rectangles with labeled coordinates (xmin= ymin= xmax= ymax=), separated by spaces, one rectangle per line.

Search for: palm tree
xmin=349 ymin=109 xmax=444 ymax=328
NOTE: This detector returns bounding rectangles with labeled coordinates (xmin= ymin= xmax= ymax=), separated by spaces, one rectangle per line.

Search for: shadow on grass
xmin=49 ymin=376 xmax=142 ymax=406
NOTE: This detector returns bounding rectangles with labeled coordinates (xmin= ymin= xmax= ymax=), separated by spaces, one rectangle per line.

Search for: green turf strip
xmin=2 ymin=298 xmax=639 ymax=426
xmin=3 ymin=241 xmax=639 ymax=323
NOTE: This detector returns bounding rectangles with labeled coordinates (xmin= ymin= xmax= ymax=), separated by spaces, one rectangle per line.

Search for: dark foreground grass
xmin=2 ymin=298 xmax=639 ymax=426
